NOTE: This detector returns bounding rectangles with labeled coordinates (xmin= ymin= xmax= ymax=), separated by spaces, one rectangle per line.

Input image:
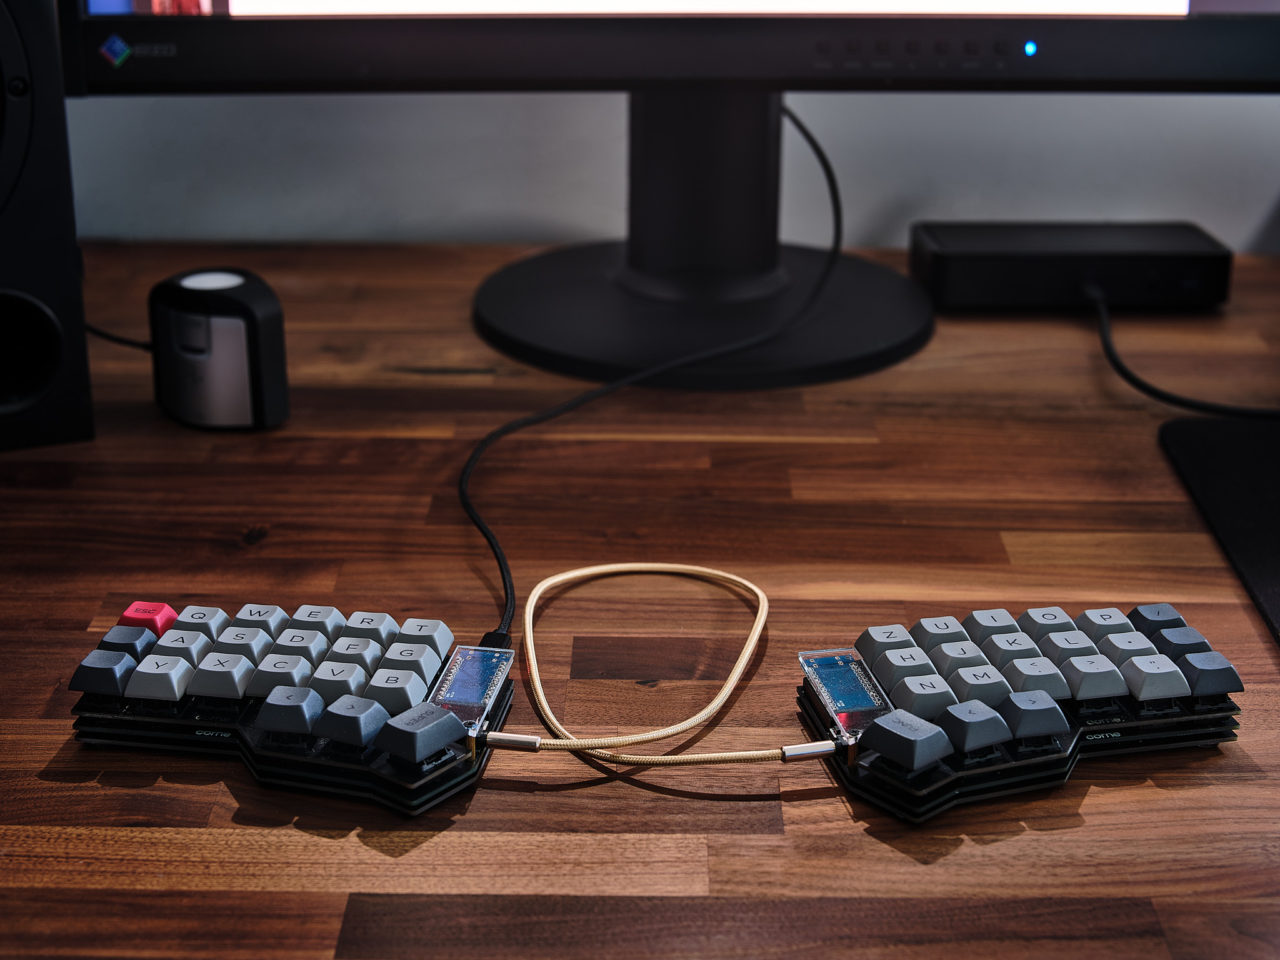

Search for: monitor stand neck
xmin=473 ymin=87 xmax=933 ymax=389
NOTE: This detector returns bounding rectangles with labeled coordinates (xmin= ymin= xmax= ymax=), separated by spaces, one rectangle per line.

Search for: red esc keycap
xmin=119 ymin=601 xmax=178 ymax=636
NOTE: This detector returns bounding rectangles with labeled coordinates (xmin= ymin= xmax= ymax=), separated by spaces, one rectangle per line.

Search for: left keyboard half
xmin=70 ymin=601 xmax=515 ymax=815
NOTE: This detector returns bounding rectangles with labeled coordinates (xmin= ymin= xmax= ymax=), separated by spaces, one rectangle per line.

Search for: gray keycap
xmin=928 ymin=640 xmax=987 ymax=677
xmin=173 ymin=605 xmax=231 ymax=640
xmin=343 ymin=611 xmax=400 ymax=644
xmin=153 ymin=629 xmax=213 ymax=666
xmin=233 ymin=603 xmax=289 ymax=638
xmin=70 ymin=649 xmax=137 ymax=696
xmin=189 ymin=652 xmax=255 ymax=699
xmin=937 ymin=700 xmax=1013 ymax=753
xmin=255 ymin=685 xmax=325 ymax=734
xmin=1128 ymin=603 xmax=1187 ymax=635
xmin=890 ymin=674 xmax=959 ymax=721
xmin=909 ymin=616 xmax=969 ymax=652
xmin=398 ymin=619 xmax=455 ymax=660
xmin=1153 ymin=626 xmax=1213 ymax=659
xmin=124 ymin=654 xmax=195 ymax=701
xmin=213 ymin=626 xmax=274 ymax=664
xmin=308 ymin=660 xmax=369 ymax=703
xmin=288 ymin=605 xmax=347 ymax=642
xmin=328 ymin=637 xmax=384 ymax=672
xmin=363 ymin=668 xmax=429 ymax=715
xmin=854 ymin=624 xmax=915 ymax=664
xmin=98 ymin=625 xmax=158 ymax=660
xmin=948 ymin=664 xmax=1013 ymax=707
xmin=1017 ymin=606 xmax=1075 ymax=641
xmin=857 ymin=709 xmax=954 ymax=772
xmin=872 ymin=646 xmax=936 ymax=691
xmin=376 ymin=702 xmax=469 ymax=763
xmin=271 ymin=629 xmax=330 ymax=665
xmin=961 ymin=608 xmax=1019 ymax=644
xmin=1039 ymin=630 xmax=1099 ymax=666
xmin=1074 ymin=607 xmax=1134 ymax=642
xmin=314 ymin=695 xmax=391 ymax=746
xmin=1097 ymin=631 xmax=1159 ymax=665
xmin=1061 ymin=655 xmax=1128 ymax=701
xmin=1177 ymin=651 xmax=1244 ymax=696
xmin=980 ymin=631 xmax=1039 ymax=668
xmin=996 ymin=689 xmax=1071 ymax=739
xmin=247 ymin=654 xmax=314 ymax=698
xmin=1001 ymin=656 xmax=1071 ymax=700
xmin=379 ymin=642 xmax=443 ymax=683
xmin=1121 ymin=654 xmax=1192 ymax=701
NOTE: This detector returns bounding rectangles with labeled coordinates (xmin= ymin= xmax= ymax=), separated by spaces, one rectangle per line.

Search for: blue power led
xmin=1024 ymin=40 xmax=1038 ymax=57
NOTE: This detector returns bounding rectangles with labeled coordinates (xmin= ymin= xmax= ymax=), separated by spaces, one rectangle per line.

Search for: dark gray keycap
xmin=1121 ymin=654 xmax=1192 ymax=701
xmin=1061 ymin=655 xmax=1128 ymax=701
xmin=376 ymin=702 xmax=469 ymax=763
xmin=1001 ymin=657 xmax=1071 ymax=700
xmin=288 ymin=605 xmax=347 ymax=642
xmin=247 ymin=654 xmax=314 ymax=698
xmin=173 ymin=605 xmax=231 ymax=640
xmin=98 ymin=625 xmax=158 ymax=659
xmin=271 ymin=629 xmax=330 ymax=666
xmin=343 ymin=611 xmax=399 ymax=645
xmin=857 ymin=709 xmax=954 ymax=772
xmin=398 ymin=618 xmax=455 ymax=660
xmin=70 ymin=649 xmax=137 ymax=696
xmin=1097 ymin=631 xmax=1159 ymax=665
xmin=1017 ymin=606 xmax=1074 ymax=641
xmin=1128 ymin=603 xmax=1187 ymax=635
xmin=255 ymin=685 xmax=325 ymax=734
xmin=123 ymin=654 xmax=195 ymax=701
xmin=980 ymin=632 xmax=1039 ymax=669
xmin=153 ymin=629 xmax=213 ymax=666
xmin=213 ymin=626 xmax=274 ymax=664
xmin=948 ymin=664 xmax=1014 ymax=707
xmin=937 ymin=700 xmax=1013 ymax=753
xmin=889 ymin=674 xmax=958 ymax=721
xmin=928 ymin=640 xmax=987 ymax=676
xmin=996 ymin=689 xmax=1071 ymax=739
xmin=314 ymin=695 xmax=391 ymax=746
xmin=1177 ymin=651 xmax=1244 ymax=696
xmin=872 ymin=646 xmax=935 ymax=691
xmin=1039 ymin=630 xmax=1099 ymax=666
xmin=233 ymin=603 xmax=289 ymax=638
xmin=1074 ymin=607 xmax=1134 ymax=642
xmin=961 ymin=608 xmax=1019 ymax=644
xmin=188 ymin=652 xmax=255 ymax=698
xmin=1153 ymin=626 xmax=1213 ymax=659
xmin=363 ymin=668 xmax=429 ymax=714
xmin=380 ymin=642 xmax=443 ymax=683
xmin=909 ymin=616 xmax=969 ymax=652
xmin=329 ymin=637 xmax=384 ymax=672
xmin=854 ymin=624 xmax=915 ymax=663
xmin=308 ymin=660 xmax=369 ymax=703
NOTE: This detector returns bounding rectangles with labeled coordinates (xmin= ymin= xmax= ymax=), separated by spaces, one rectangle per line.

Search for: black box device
xmin=909 ymin=221 xmax=1232 ymax=313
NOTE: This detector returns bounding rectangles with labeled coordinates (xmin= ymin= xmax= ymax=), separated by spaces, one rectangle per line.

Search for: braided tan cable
xmin=522 ymin=562 xmax=780 ymax=766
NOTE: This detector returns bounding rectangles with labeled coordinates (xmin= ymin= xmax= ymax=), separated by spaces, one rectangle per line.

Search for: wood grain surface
xmin=2 ymin=243 xmax=1278 ymax=959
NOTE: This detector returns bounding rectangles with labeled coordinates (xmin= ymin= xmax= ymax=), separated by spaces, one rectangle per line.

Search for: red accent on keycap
xmin=119 ymin=601 xmax=178 ymax=636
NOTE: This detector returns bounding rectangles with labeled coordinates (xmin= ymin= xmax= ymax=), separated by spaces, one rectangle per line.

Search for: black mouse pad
xmin=1160 ymin=417 xmax=1280 ymax=645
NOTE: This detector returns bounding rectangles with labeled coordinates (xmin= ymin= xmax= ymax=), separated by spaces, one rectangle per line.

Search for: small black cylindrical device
xmin=149 ymin=268 xmax=288 ymax=429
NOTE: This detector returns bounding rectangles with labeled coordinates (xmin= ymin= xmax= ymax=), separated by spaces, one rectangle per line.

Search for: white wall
xmin=65 ymin=91 xmax=1280 ymax=251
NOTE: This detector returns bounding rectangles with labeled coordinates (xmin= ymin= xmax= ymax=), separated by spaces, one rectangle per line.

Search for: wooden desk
xmin=4 ymin=243 xmax=1278 ymax=958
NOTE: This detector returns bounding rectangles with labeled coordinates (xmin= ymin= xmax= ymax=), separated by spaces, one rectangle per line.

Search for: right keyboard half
xmin=796 ymin=603 xmax=1243 ymax=823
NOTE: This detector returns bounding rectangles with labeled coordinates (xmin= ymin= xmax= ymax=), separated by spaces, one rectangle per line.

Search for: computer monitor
xmin=57 ymin=1 xmax=1280 ymax=387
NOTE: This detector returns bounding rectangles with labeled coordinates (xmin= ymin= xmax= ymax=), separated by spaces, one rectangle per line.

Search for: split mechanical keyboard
xmin=797 ymin=602 xmax=1244 ymax=822
xmin=69 ymin=600 xmax=514 ymax=814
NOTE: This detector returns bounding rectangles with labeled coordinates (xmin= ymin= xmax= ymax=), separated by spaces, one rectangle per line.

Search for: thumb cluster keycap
xmin=69 ymin=600 xmax=513 ymax=816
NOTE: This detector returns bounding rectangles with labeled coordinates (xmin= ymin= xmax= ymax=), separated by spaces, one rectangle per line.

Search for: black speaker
xmin=0 ymin=0 xmax=91 ymax=452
